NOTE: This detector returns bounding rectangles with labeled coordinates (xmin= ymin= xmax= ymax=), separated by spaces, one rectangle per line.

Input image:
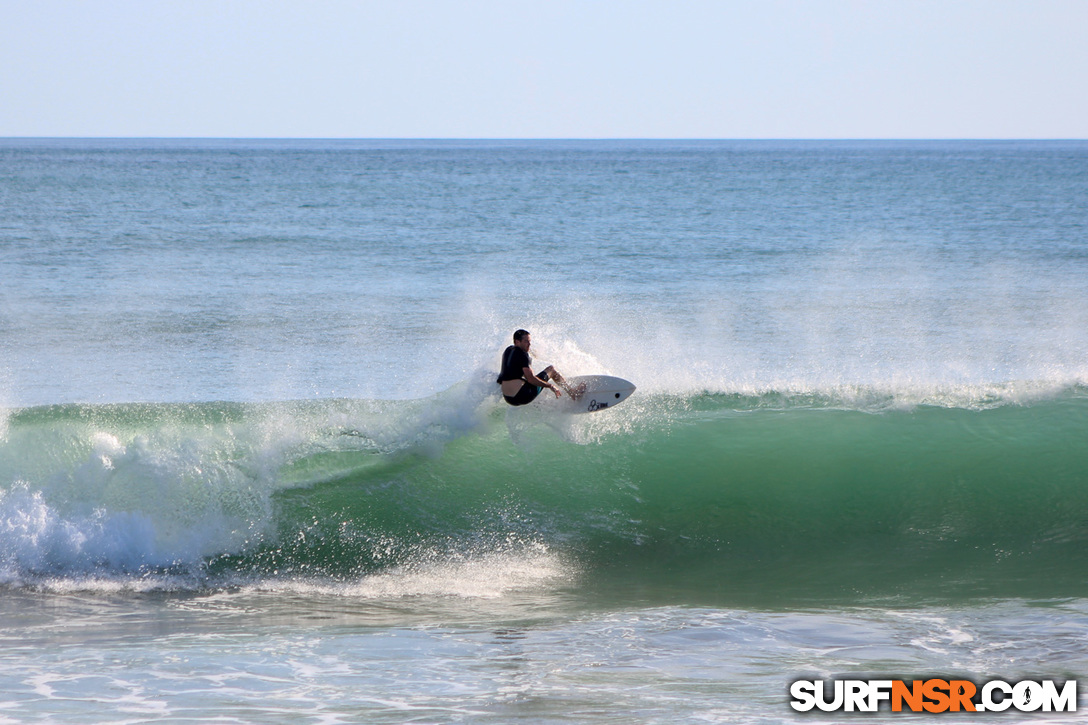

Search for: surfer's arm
xmin=523 ymin=367 xmax=561 ymax=397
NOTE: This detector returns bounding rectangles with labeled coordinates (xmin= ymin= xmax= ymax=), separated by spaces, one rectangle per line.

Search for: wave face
xmin=3 ymin=386 xmax=1087 ymax=603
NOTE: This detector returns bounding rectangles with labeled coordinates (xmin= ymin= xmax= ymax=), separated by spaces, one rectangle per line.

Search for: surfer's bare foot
xmin=569 ymin=382 xmax=587 ymax=400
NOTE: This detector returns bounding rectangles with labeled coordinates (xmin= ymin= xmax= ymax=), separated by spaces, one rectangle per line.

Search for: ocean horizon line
xmin=2 ymin=136 xmax=1086 ymax=143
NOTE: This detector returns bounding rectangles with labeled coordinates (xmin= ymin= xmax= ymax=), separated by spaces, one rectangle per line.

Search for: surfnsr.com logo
xmin=790 ymin=679 xmax=1077 ymax=713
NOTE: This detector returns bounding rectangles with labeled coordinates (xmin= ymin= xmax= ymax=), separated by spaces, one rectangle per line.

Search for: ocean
xmin=1 ymin=138 xmax=1087 ymax=722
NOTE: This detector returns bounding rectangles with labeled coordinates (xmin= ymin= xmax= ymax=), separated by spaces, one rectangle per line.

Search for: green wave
xmin=4 ymin=391 xmax=1088 ymax=602
xmin=253 ymin=393 xmax=1088 ymax=601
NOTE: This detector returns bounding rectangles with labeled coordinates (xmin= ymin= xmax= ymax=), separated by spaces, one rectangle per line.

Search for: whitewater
xmin=1 ymin=139 xmax=1087 ymax=723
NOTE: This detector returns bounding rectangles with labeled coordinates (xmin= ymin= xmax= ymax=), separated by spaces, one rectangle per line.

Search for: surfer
xmin=497 ymin=329 xmax=571 ymax=406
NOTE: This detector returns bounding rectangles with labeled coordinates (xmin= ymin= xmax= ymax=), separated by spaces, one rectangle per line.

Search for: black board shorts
xmin=502 ymin=372 xmax=550 ymax=406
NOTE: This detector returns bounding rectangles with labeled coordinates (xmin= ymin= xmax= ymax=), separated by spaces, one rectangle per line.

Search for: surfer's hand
xmin=551 ymin=384 xmax=562 ymax=398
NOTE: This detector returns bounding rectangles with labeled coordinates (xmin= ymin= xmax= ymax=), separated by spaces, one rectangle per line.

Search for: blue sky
xmin=2 ymin=0 xmax=1085 ymax=138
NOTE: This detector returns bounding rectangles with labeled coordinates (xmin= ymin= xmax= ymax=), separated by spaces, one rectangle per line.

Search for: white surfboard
xmin=556 ymin=375 xmax=636 ymax=414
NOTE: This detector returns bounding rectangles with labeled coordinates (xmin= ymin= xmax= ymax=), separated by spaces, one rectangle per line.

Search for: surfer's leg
xmin=542 ymin=365 xmax=563 ymax=383
xmin=542 ymin=366 xmax=582 ymax=398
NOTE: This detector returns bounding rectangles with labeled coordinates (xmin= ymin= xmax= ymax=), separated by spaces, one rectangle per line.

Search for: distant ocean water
xmin=1 ymin=139 xmax=1087 ymax=723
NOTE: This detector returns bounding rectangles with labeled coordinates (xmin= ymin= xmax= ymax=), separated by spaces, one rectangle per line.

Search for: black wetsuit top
xmin=498 ymin=346 xmax=531 ymax=382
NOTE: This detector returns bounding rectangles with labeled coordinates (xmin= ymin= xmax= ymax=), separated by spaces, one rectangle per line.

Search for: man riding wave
xmin=496 ymin=329 xmax=572 ymax=406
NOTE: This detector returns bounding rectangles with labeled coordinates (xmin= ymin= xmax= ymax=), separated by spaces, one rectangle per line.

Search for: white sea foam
xmin=0 ymin=413 xmax=294 ymax=585
xmin=243 ymin=543 xmax=571 ymax=600
xmin=0 ymin=483 xmax=158 ymax=580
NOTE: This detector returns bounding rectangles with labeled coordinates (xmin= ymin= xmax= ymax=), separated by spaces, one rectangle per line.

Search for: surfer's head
xmin=513 ymin=329 xmax=531 ymax=351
